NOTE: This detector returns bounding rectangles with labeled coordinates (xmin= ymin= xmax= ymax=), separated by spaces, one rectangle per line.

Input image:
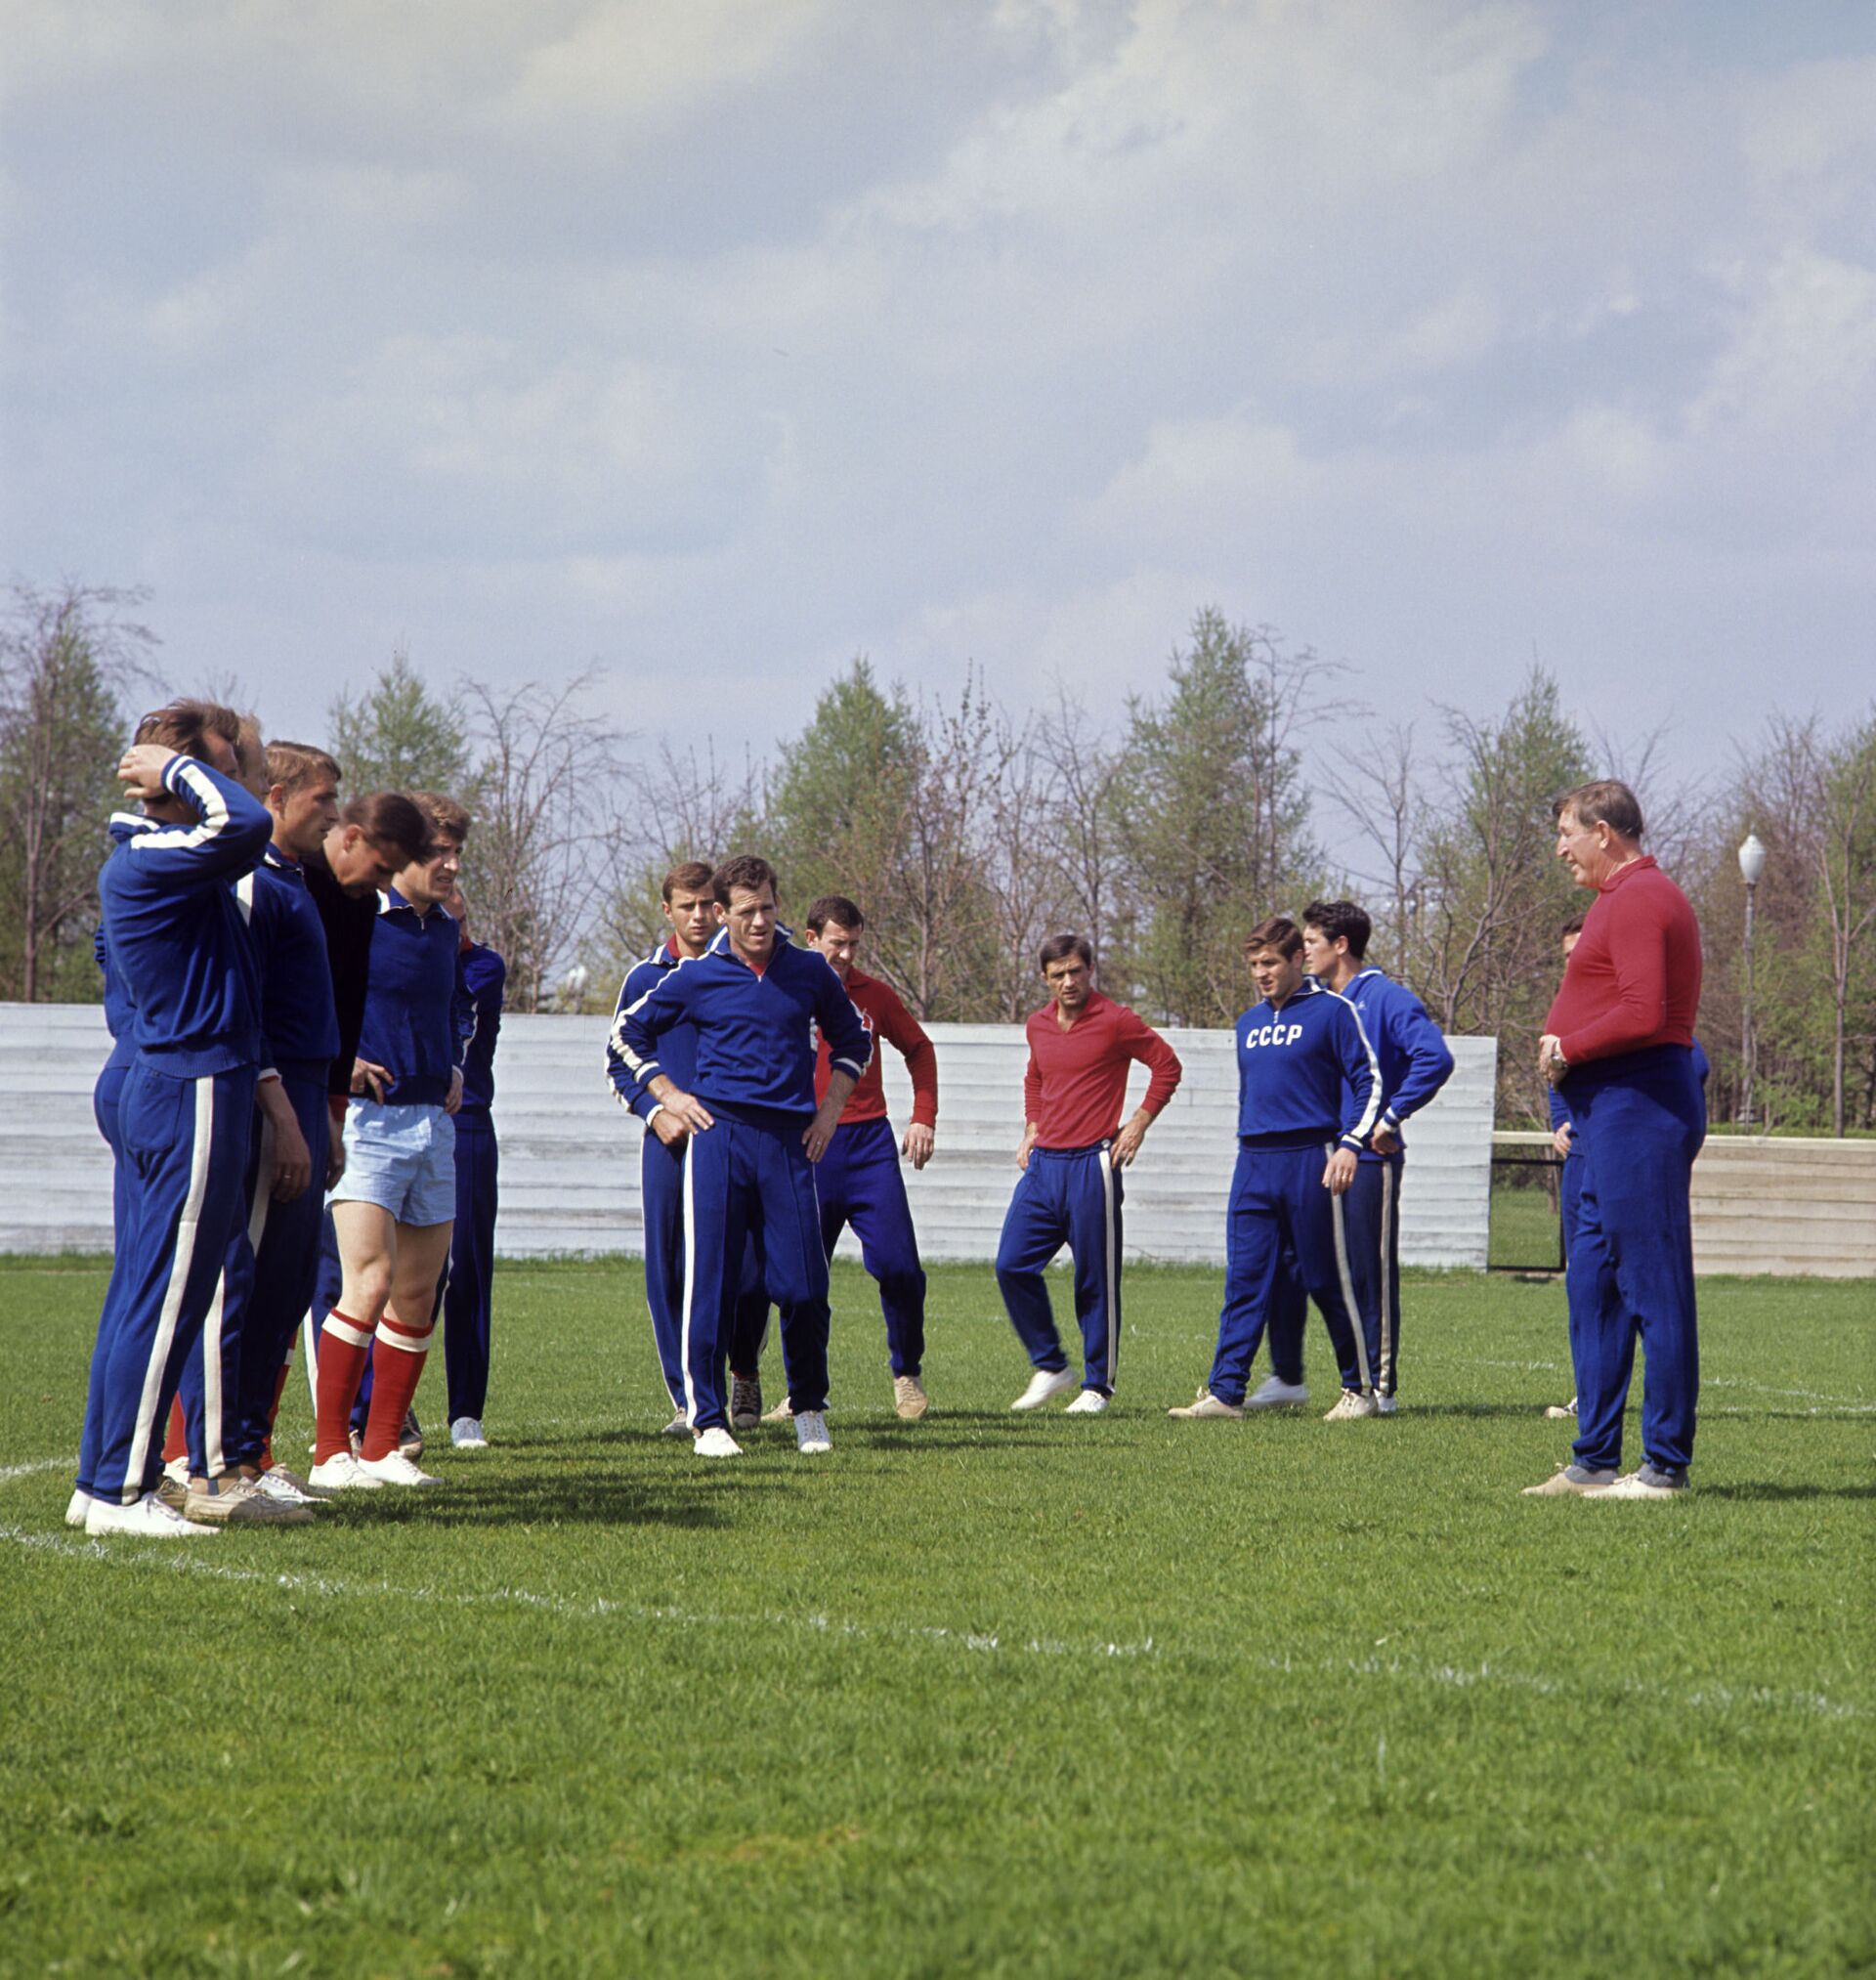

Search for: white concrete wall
xmin=0 ymin=1002 xmax=1497 ymax=1268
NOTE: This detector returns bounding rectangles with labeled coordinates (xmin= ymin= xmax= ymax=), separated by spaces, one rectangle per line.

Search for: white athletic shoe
xmin=794 ymin=1410 xmax=833 ymax=1454
xmin=357 ymin=1450 xmax=441 ymax=1487
xmin=762 ymin=1399 xmax=795 ymax=1423
xmin=162 ymin=1457 xmax=188 ymax=1487
xmin=694 ymin=1427 xmax=743 ymax=1458
xmin=307 ymin=1451 xmax=387 ymax=1491
xmin=1588 ymin=1464 xmax=1689 ymax=1500
xmin=1010 ymin=1367 xmax=1078 ymax=1412
xmin=1545 ymin=1397 xmax=1579 ymax=1420
xmin=450 ymin=1416 xmax=489 ymax=1449
xmin=661 ymin=1409 xmax=692 ymax=1436
xmin=85 ymin=1491 xmax=220 ymax=1538
xmin=1375 ymin=1394 xmax=1399 ymax=1416
xmin=251 ymin=1469 xmax=320 ymax=1508
xmin=1064 ymin=1389 xmax=1109 ymax=1415
xmin=1244 ymin=1376 xmax=1310 ymax=1410
xmin=1323 ymin=1389 xmax=1380 ymax=1421
xmin=1168 ymin=1388 xmax=1244 ymax=1420
xmin=64 ymin=1488 xmax=95 ymax=1529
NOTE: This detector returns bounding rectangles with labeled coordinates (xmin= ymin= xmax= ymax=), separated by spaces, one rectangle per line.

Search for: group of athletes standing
xmin=68 ymin=697 xmax=505 ymax=1536
xmin=66 ymin=701 xmax=1707 ymax=1528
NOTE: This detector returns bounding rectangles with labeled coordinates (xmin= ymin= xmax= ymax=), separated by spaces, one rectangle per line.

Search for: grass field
xmin=1 ymin=1257 xmax=1870 ymax=1978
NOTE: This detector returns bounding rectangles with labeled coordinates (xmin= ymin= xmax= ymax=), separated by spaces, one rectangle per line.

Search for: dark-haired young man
xmin=607 ymin=861 xmax=772 ymax=1435
xmin=1171 ymin=917 xmax=1382 ymax=1423
xmin=780 ymin=893 xmax=939 ymax=1421
xmin=311 ymin=792 xmax=470 ymax=1491
xmin=999 ymin=934 xmax=1182 ymax=1415
xmin=72 ymin=702 xmax=272 ymax=1537
xmin=442 ymin=887 xmax=504 ymax=1450
xmin=616 ymin=856 xmax=872 ymax=1457
xmin=1293 ymin=898 xmax=1455 ymax=1414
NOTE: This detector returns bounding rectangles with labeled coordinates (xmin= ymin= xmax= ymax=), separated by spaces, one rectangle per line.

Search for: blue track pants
xmin=211 ymin=1071 xmax=332 ymax=1471
xmin=1263 ymin=1157 xmax=1396 ymax=1395
xmin=1207 ymin=1142 xmax=1371 ymax=1405
xmin=443 ymin=1110 xmax=498 ymax=1422
xmin=996 ymin=1142 xmax=1123 ymax=1396
xmin=1564 ymin=1046 xmax=1705 ymax=1474
xmin=641 ymin=1128 xmax=771 ymax=1412
xmin=76 ymin=1055 xmax=134 ymax=1495
xmin=798 ymin=1115 xmax=927 ymax=1377
xmin=680 ymin=1114 xmax=831 ymax=1431
xmin=77 ymin=1062 xmax=256 ymax=1504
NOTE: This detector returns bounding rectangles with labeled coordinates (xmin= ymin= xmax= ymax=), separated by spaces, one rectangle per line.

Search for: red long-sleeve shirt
xmin=1545 ymin=856 xmax=1702 ymax=1065
xmin=1023 ymin=991 xmax=1182 ymax=1148
xmin=813 ymin=967 xmax=938 ymax=1128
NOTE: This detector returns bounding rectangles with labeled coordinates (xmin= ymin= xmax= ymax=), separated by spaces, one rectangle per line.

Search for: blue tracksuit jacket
xmin=1340 ymin=968 xmax=1454 ymax=1157
xmin=615 ymin=925 xmax=871 ymax=1122
xmin=98 ymin=756 xmax=272 ymax=1075
xmin=357 ymin=889 xmax=463 ymax=1105
xmin=1236 ymin=978 xmax=1382 ymax=1147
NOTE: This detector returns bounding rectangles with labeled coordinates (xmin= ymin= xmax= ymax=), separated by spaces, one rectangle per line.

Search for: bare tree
xmin=0 ymin=581 xmax=157 ymax=1001
xmin=1333 ymin=719 xmax=1426 ymax=972
xmin=1035 ymin=684 xmax=1125 ymax=982
xmin=458 ymin=672 xmax=621 ymax=1013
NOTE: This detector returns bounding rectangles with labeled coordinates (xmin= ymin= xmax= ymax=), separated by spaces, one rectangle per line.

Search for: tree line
xmin=4 ymin=580 xmax=1872 ymax=1133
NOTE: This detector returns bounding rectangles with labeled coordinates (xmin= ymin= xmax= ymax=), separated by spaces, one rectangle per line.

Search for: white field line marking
xmin=1468 ymin=1361 xmax=1874 ymax=1410
xmin=0 ymin=1462 xmax=1860 ymax=1719
xmin=0 ymin=1457 xmax=74 ymax=1485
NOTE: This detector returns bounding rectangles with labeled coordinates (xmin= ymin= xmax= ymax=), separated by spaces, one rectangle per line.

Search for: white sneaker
xmin=661 ymin=1409 xmax=691 ymax=1436
xmin=357 ymin=1450 xmax=441 ymax=1487
xmin=65 ymin=1488 xmax=95 ymax=1529
xmin=163 ymin=1457 xmax=188 ymax=1487
xmin=251 ymin=1469 xmax=320 ymax=1507
xmin=450 ymin=1416 xmax=489 ymax=1449
xmin=1010 ymin=1367 xmax=1078 ymax=1412
xmin=307 ymin=1451 xmax=387 ymax=1491
xmin=761 ymin=1399 xmax=795 ymax=1423
xmin=694 ymin=1427 xmax=743 ymax=1457
xmin=1168 ymin=1388 xmax=1244 ymax=1420
xmin=1588 ymin=1464 xmax=1689 ymax=1500
xmin=1244 ymin=1376 xmax=1309 ymax=1410
xmin=1323 ymin=1389 xmax=1380 ymax=1421
xmin=1544 ymin=1397 xmax=1578 ymax=1420
xmin=794 ymin=1410 xmax=832 ymax=1454
xmin=85 ymin=1491 xmax=220 ymax=1538
xmin=1376 ymin=1394 xmax=1399 ymax=1416
xmin=1064 ymin=1389 xmax=1109 ymax=1415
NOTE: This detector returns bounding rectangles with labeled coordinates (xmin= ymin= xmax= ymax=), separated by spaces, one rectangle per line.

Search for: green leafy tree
xmin=1405 ymin=669 xmax=1591 ymax=1123
xmin=1109 ymin=610 xmax=1338 ymax=1025
xmin=328 ymin=647 xmax=473 ymax=799
xmin=0 ymin=582 xmax=155 ymax=1001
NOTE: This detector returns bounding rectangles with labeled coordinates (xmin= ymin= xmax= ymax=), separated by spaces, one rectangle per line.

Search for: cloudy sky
xmin=3 ymin=0 xmax=1871 ymax=797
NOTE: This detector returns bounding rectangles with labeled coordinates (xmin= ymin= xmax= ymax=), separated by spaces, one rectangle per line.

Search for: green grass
xmin=1 ymin=1259 xmax=1870 ymax=1978
xmin=1488 ymin=1176 xmax=1566 ymax=1270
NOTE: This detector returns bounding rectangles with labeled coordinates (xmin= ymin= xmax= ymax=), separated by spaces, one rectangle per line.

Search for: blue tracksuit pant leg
xmin=82 ymin=1062 xmax=256 ymax=1504
xmin=996 ymin=1144 xmax=1122 ymax=1395
xmin=818 ymin=1117 xmax=927 ymax=1377
xmin=1260 ymin=1243 xmax=1308 ymax=1388
xmin=226 ymin=1077 xmax=331 ymax=1468
xmin=1559 ymin=1153 xmax=1586 ymax=1267
xmin=683 ymin=1118 xmax=831 ymax=1430
xmin=77 ymin=1059 xmax=133 ymax=1494
xmin=1209 ymin=1150 xmax=1288 ymax=1403
xmin=443 ymin=1112 xmax=498 ymax=1422
xmin=1566 ymin=1047 xmax=1704 ymax=1474
xmin=1337 ymin=1158 xmax=1397 ymax=1398
xmin=177 ymin=1206 xmax=255 ymax=1477
xmin=641 ymin=1131 xmax=689 ymax=1409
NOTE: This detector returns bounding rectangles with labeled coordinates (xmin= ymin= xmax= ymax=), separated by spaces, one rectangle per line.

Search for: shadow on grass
xmin=1698 ymin=1481 xmax=1876 ymax=1502
xmin=320 ymin=1475 xmax=740 ymax=1530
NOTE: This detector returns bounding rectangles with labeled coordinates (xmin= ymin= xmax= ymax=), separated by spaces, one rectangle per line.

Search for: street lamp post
xmin=1738 ymin=832 xmax=1767 ymax=1128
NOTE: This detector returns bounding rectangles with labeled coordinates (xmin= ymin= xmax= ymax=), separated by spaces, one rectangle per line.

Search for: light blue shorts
xmin=329 ymin=1100 xmax=457 ymax=1227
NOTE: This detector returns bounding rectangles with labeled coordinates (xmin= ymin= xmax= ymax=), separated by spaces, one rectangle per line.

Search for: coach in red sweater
xmin=1528 ymin=779 xmax=1706 ymax=1501
xmin=999 ymin=934 xmax=1183 ymax=1415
